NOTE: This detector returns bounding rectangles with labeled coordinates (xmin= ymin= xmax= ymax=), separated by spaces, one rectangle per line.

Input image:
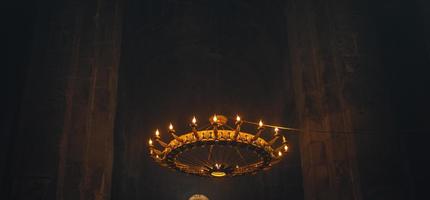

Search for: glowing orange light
xmin=211 ymin=171 xmax=226 ymax=177
xmin=147 ymin=114 xmax=293 ymax=177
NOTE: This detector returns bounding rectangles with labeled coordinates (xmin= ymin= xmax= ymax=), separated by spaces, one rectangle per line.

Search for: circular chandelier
xmin=148 ymin=114 xmax=290 ymax=177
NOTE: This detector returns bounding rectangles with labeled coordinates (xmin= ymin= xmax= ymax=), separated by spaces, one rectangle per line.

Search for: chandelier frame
xmin=148 ymin=115 xmax=289 ymax=177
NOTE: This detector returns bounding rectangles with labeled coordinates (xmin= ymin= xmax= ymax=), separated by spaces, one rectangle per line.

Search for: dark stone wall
xmin=286 ymin=0 xmax=428 ymax=199
xmin=375 ymin=0 xmax=430 ymax=198
xmin=2 ymin=0 xmax=429 ymax=199
xmin=111 ymin=0 xmax=304 ymax=199
xmin=1 ymin=1 xmax=37 ymax=197
xmin=286 ymin=0 xmax=367 ymax=198
xmin=2 ymin=0 xmax=123 ymax=199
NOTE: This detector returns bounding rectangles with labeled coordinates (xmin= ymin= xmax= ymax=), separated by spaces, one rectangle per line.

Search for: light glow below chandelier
xmin=148 ymin=114 xmax=290 ymax=177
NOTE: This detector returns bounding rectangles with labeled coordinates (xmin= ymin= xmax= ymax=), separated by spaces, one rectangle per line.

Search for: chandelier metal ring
xmin=148 ymin=115 xmax=289 ymax=177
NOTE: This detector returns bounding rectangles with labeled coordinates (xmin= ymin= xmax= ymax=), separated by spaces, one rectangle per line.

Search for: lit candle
xmin=191 ymin=116 xmax=198 ymax=139
xmin=213 ymin=115 xmax=218 ymax=123
xmin=155 ymin=129 xmax=160 ymax=138
xmin=274 ymin=127 xmax=279 ymax=133
xmin=284 ymin=145 xmax=288 ymax=152
xmin=234 ymin=115 xmax=241 ymax=140
xmin=169 ymin=123 xmax=174 ymax=131
xmin=252 ymin=120 xmax=264 ymax=141
xmin=154 ymin=130 xmax=168 ymax=147
xmin=192 ymin=116 xmax=197 ymax=125
xmin=278 ymin=151 xmax=282 ymax=156
xmin=148 ymin=139 xmax=153 ymax=146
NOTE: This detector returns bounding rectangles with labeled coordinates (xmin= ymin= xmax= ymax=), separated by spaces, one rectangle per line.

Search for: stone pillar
xmin=8 ymin=0 xmax=123 ymax=200
xmin=286 ymin=0 xmax=410 ymax=199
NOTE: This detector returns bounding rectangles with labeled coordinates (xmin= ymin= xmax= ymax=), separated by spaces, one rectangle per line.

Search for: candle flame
xmin=284 ymin=145 xmax=288 ymax=152
xmin=278 ymin=151 xmax=282 ymax=156
xmin=213 ymin=115 xmax=218 ymax=122
xmin=192 ymin=116 xmax=197 ymax=124
xmin=169 ymin=123 xmax=173 ymax=130
xmin=155 ymin=129 xmax=160 ymax=137
xmin=274 ymin=127 xmax=279 ymax=133
xmin=148 ymin=139 xmax=153 ymax=146
xmin=236 ymin=115 xmax=241 ymax=122
xmin=259 ymin=120 xmax=263 ymax=127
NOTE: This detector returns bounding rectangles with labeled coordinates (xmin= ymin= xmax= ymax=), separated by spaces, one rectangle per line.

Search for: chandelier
xmin=148 ymin=114 xmax=290 ymax=177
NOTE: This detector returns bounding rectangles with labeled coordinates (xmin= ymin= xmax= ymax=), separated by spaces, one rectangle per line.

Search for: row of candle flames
xmin=148 ymin=115 xmax=289 ymax=159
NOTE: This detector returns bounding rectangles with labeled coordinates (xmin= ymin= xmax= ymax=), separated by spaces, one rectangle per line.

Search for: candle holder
xmin=147 ymin=114 xmax=290 ymax=178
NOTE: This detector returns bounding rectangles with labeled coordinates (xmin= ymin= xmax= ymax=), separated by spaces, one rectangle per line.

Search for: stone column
xmin=286 ymin=0 xmax=410 ymax=199
xmin=8 ymin=1 xmax=123 ymax=200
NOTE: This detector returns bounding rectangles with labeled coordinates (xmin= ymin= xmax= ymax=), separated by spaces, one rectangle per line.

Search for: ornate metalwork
xmin=148 ymin=115 xmax=289 ymax=177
